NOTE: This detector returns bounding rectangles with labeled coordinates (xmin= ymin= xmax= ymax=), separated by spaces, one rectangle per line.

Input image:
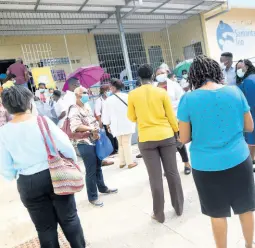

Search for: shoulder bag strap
xmin=67 ymin=105 xmax=75 ymax=118
xmin=41 ymin=116 xmax=59 ymax=156
xmin=37 ymin=116 xmax=51 ymax=156
xmin=113 ymin=93 xmax=128 ymax=106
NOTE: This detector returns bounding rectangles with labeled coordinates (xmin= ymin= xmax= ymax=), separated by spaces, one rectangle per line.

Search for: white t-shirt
xmin=94 ymin=96 xmax=105 ymax=117
xmin=166 ymin=79 xmax=184 ymax=115
xmin=54 ymin=99 xmax=66 ymax=127
xmin=102 ymin=93 xmax=135 ymax=137
xmin=57 ymin=90 xmax=76 ymax=128
xmin=180 ymin=78 xmax=189 ymax=89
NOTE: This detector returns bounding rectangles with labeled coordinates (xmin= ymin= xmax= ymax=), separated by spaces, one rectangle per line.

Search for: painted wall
xmin=168 ymin=15 xmax=206 ymax=65
xmin=0 ymin=34 xmax=99 ymax=75
xmin=204 ymin=8 xmax=255 ymax=62
xmin=141 ymin=15 xmax=206 ymax=69
xmin=0 ymin=15 xmax=206 ymax=77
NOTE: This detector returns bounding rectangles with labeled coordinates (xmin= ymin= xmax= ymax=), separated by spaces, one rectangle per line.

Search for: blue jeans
xmin=16 ymin=82 xmax=28 ymax=88
xmin=77 ymin=143 xmax=108 ymax=201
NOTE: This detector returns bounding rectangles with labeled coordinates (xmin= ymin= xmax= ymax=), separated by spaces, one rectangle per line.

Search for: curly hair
xmin=188 ymin=55 xmax=224 ymax=89
xmin=236 ymin=59 xmax=255 ymax=85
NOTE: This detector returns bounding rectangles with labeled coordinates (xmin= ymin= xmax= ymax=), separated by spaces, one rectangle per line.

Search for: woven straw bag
xmin=37 ymin=116 xmax=84 ymax=195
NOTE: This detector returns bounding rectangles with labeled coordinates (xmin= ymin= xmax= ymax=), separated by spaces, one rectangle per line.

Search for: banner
xmin=205 ymin=9 xmax=255 ymax=62
xmin=216 ymin=20 xmax=255 ymax=59
xmin=31 ymin=67 xmax=56 ymax=89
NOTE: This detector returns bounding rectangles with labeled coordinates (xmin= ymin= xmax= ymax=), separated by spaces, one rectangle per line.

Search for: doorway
xmin=0 ymin=59 xmax=15 ymax=75
xmin=148 ymin=46 xmax=163 ymax=71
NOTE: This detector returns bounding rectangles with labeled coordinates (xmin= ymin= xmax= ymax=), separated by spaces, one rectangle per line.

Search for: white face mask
xmin=183 ymin=74 xmax=188 ymax=79
xmin=221 ymin=63 xmax=226 ymax=70
xmin=237 ymin=68 xmax=245 ymax=78
xmin=156 ymin=74 xmax=168 ymax=83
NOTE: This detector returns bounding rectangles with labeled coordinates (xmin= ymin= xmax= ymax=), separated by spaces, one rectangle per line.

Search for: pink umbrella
xmin=62 ymin=66 xmax=104 ymax=92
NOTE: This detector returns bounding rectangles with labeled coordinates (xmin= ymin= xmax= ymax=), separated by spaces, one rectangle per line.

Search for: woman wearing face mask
xmin=35 ymin=82 xmax=48 ymax=103
xmin=70 ymin=86 xmax=118 ymax=207
xmin=155 ymin=68 xmax=191 ymax=175
xmin=0 ymin=86 xmax=86 ymax=247
xmin=102 ymin=78 xmax=137 ymax=169
xmin=236 ymin=59 xmax=255 ymax=164
xmin=180 ymin=70 xmax=190 ymax=92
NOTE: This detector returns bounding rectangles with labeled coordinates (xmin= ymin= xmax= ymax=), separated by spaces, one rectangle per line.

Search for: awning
xmin=0 ymin=0 xmax=226 ymax=35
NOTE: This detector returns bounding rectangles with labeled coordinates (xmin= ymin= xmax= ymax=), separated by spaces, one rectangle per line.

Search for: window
xmin=183 ymin=42 xmax=203 ymax=60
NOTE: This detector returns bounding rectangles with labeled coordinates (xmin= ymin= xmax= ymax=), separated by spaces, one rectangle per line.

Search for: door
xmin=148 ymin=46 xmax=163 ymax=71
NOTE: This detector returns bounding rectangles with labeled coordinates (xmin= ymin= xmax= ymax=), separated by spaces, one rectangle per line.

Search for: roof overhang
xmin=0 ymin=0 xmax=226 ymax=36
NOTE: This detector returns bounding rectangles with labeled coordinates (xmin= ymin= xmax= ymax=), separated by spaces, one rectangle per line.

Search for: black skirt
xmin=192 ymin=156 xmax=255 ymax=218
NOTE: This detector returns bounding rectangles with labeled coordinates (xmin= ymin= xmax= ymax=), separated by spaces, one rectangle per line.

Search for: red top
xmin=8 ymin=62 xmax=27 ymax=85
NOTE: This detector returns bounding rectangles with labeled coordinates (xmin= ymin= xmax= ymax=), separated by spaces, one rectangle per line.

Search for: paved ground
xmin=0 ymin=146 xmax=249 ymax=248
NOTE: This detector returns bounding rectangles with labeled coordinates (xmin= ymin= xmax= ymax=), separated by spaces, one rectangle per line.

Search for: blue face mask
xmin=80 ymin=95 xmax=89 ymax=104
xmin=106 ymin=91 xmax=112 ymax=97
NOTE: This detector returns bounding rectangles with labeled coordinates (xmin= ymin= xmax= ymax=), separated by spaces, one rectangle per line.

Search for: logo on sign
xmin=216 ymin=20 xmax=255 ymax=51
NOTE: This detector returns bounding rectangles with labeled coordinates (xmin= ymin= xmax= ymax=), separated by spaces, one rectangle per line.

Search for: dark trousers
xmin=17 ymin=169 xmax=85 ymax=248
xmin=104 ymin=125 xmax=118 ymax=153
xmin=139 ymin=137 xmax=184 ymax=223
xmin=77 ymin=143 xmax=108 ymax=201
xmin=177 ymin=144 xmax=189 ymax=163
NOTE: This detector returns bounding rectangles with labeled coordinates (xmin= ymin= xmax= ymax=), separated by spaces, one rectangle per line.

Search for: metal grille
xmin=183 ymin=42 xmax=203 ymax=60
xmin=95 ymin=33 xmax=147 ymax=80
xmin=95 ymin=29 xmax=178 ymax=80
xmin=21 ymin=43 xmax=55 ymax=69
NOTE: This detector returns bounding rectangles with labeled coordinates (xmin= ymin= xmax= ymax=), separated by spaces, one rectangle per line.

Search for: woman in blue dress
xmin=236 ymin=59 xmax=255 ymax=163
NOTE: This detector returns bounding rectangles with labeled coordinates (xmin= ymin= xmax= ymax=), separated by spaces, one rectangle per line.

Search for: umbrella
xmin=173 ymin=59 xmax=193 ymax=78
xmin=62 ymin=66 xmax=104 ymax=91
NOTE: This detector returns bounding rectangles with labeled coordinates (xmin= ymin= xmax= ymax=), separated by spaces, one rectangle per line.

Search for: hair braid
xmin=188 ymin=55 xmax=224 ymax=90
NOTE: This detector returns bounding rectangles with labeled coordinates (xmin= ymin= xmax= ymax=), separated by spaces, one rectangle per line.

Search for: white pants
xmin=116 ymin=134 xmax=133 ymax=166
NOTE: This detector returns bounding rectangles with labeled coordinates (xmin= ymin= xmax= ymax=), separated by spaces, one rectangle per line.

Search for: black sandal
xmin=184 ymin=166 xmax=191 ymax=175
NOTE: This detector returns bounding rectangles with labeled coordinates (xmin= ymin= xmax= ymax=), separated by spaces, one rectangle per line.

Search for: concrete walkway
xmin=0 ymin=146 xmax=248 ymax=248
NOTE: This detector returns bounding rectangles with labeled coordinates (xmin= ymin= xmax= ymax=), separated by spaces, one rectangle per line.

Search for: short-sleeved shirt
xmin=223 ymin=66 xmax=236 ymax=86
xmin=177 ymin=86 xmax=250 ymax=171
xmin=8 ymin=62 xmax=27 ymax=85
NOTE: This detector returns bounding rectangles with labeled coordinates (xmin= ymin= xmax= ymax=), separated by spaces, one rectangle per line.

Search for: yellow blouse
xmin=128 ymin=84 xmax=179 ymax=142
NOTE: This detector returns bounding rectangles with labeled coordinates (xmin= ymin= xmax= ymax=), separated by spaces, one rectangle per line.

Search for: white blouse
xmin=102 ymin=93 xmax=135 ymax=137
xmin=166 ymin=79 xmax=184 ymax=114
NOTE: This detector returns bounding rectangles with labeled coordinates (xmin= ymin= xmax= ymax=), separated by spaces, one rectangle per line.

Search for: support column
xmin=59 ymin=13 xmax=73 ymax=72
xmin=116 ymin=7 xmax=132 ymax=81
xmin=164 ymin=15 xmax=174 ymax=69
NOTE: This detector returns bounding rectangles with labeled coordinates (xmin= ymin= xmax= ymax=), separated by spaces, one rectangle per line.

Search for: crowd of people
xmin=0 ymin=52 xmax=255 ymax=248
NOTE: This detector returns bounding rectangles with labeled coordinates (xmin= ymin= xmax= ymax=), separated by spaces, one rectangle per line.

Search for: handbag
xmin=37 ymin=116 xmax=84 ymax=195
xmin=96 ymin=129 xmax=113 ymax=160
xmin=61 ymin=105 xmax=90 ymax=140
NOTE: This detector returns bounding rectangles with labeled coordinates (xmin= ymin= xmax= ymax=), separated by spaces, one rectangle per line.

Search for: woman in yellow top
xmin=128 ymin=64 xmax=184 ymax=223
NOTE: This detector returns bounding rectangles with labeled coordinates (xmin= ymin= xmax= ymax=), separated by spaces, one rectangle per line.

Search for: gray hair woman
xmin=0 ymin=85 xmax=86 ymax=247
xmin=70 ymin=86 xmax=118 ymax=207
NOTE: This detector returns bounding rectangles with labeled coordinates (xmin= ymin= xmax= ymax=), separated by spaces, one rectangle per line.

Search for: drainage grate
xmin=13 ymin=230 xmax=71 ymax=248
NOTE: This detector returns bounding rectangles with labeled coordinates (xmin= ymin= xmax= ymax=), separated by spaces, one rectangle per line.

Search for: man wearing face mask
xmin=179 ymin=70 xmax=190 ymax=92
xmin=220 ymin=52 xmax=236 ymax=85
xmin=69 ymin=86 xmax=118 ymax=207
